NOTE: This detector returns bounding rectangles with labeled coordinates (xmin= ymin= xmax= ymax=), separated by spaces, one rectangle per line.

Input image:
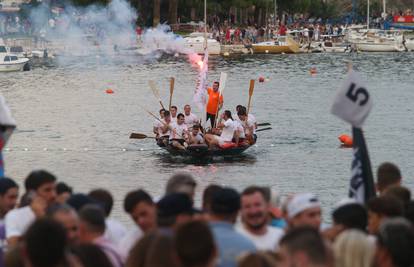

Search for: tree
xmin=153 ymin=0 xmax=160 ymax=26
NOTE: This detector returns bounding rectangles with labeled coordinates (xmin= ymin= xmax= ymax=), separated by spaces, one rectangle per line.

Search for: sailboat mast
xmin=367 ymin=0 xmax=370 ymax=30
xmin=204 ymin=0 xmax=207 ymax=49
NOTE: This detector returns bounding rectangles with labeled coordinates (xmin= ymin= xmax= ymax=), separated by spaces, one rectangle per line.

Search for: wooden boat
xmin=158 ymin=142 xmax=252 ymax=158
xmin=252 ymin=36 xmax=300 ymax=54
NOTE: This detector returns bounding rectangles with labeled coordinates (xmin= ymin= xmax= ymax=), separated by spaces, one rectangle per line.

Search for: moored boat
xmin=183 ymin=32 xmax=221 ymax=55
xmin=252 ymin=36 xmax=300 ymax=54
xmin=0 ymin=55 xmax=30 ymax=72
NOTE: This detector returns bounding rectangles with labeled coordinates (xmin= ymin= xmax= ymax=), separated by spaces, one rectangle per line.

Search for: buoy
xmin=310 ymin=67 xmax=317 ymax=75
xmin=105 ymin=88 xmax=114 ymax=94
xmin=258 ymin=76 xmax=265 ymax=83
xmin=338 ymin=134 xmax=353 ymax=147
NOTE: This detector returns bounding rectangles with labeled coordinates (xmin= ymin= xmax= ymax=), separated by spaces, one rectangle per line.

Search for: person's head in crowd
xmin=78 ymin=204 xmax=106 ymax=243
xmin=66 ymin=193 xmax=95 ymax=211
xmin=88 ymin=189 xmax=113 ymax=217
xmin=209 ymin=187 xmax=240 ymax=224
xmin=71 ymin=243 xmax=114 ymax=267
xmin=286 ymin=193 xmax=321 ymax=230
xmin=376 ymin=218 xmax=414 ymax=267
xmin=384 ymin=185 xmax=411 ymax=208
xmin=126 ymin=231 xmax=158 ymax=267
xmin=279 ymin=226 xmax=329 ymax=267
xmin=174 ymin=221 xmax=217 ymax=267
xmin=240 ymin=186 xmax=270 ymax=233
xmin=22 ymin=218 xmax=68 ymax=267
xmin=124 ymin=189 xmax=156 ymax=233
xmin=55 ymin=182 xmax=73 ymax=204
xmin=166 ymin=172 xmax=197 ymax=202
xmin=238 ymin=252 xmax=280 ymax=267
xmin=376 ymin=162 xmax=402 ymax=195
xmin=145 ymin=232 xmax=179 ymax=267
xmin=24 ymin=170 xmax=57 ymax=205
xmin=324 ymin=199 xmax=367 ymax=241
xmin=157 ymin=193 xmax=194 ymax=230
xmin=47 ymin=204 xmax=80 ymax=246
xmin=202 ymin=184 xmax=222 ymax=213
xmin=333 ymin=230 xmax=375 ymax=267
xmin=367 ymin=196 xmax=404 ymax=234
xmin=0 ymin=177 xmax=19 ymax=218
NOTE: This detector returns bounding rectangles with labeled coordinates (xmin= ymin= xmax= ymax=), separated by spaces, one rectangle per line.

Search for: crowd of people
xmin=0 ymin=161 xmax=413 ymax=267
xmin=153 ymin=81 xmax=257 ymax=150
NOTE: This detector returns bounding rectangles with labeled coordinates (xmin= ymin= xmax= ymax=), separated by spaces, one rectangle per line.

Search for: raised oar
xmin=247 ymin=79 xmax=255 ymax=115
xmin=148 ymin=80 xmax=166 ymax=110
xmin=256 ymin=127 xmax=272 ymax=132
xmin=169 ymin=77 xmax=174 ymax=110
xmin=130 ymin=133 xmax=156 ymax=139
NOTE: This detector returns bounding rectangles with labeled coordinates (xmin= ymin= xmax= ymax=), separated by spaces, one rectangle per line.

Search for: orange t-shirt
xmin=206 ymin=87 xmax=224 ymax=114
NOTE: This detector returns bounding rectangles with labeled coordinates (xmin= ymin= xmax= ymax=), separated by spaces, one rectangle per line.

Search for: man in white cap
xmin=286 ymin=193 xmax=321 ymax=230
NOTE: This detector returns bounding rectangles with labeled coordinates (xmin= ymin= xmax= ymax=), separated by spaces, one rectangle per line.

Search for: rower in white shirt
xmin=205 ymin=110 xmax=235 ymax=148
xmin=170 ymin=106 xmax=178 ymax=123
xmin=153 ymin=109 xmax=166 ymax=137
xmin=157 ymin=111 xmax=172 ymax=147
xmin=169 ymin=113 xmax=189 ymax=150
xmin=183 ymin=104 xmax=199 ymax=128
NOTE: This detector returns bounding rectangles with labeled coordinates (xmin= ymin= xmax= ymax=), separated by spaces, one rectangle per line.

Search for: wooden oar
xmin=148 ymin=80 xmax=165 ymax=109
xmin=247 ymin=79 xmax=255 ymax=115
xmin=256 ymin=127 xmax=272 ymax=132
xmin=169 ymin=77 xmax=174 ymax=110
xmin=257 ymin=123 xmax=271 ymax=127
xmin=130 ymin=133 xmax=156 ymax=139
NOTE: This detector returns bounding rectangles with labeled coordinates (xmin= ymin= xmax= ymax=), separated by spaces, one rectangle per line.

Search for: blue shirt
xmin=210 ymin=221 xmax=256 ymax=267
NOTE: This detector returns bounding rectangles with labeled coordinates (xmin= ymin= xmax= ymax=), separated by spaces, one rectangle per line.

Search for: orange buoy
xmin=258 ymin=76 xmax=265 ymax=83
xmin=310 ymin=67 xmax=317 ymax=75
xmin=105 ymin=88 xmax=114 ymax=94
xmin=338 ymin=134 xmax=353 ymax=147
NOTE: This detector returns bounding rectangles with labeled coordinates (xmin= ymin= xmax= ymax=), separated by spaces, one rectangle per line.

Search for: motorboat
xmin=322 ymin=41 xmax=351 ymax=53
xmin=0 ymin=55 xmax=30 ymax=72
xmin=252 ymin=36 xmax=300 ymax=54
xmin=183 ymin=32 xmax=221 ymax=55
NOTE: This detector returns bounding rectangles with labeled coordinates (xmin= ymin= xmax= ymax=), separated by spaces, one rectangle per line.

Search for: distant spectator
xmin=279 ymin=226 xmax=330 ymax=267
xmin=376 ymin=218 xmax=414 ymax=267
xmin=202 ymin=184 xmax=222 ymax=213
xmin=286 ymin=193 xmax=321 ymax=230
xmin=6 ymin=170 xmax=57 ymax=247
xmin=55 ymin=182 xmax=72 ymax=204
xmin=376 ymin=162 xmax=402 ymax=195
xmin=333 ymin=230 xmax=375 ymax=267
xmin=78 ymin=205 xmax=124 ymax=267
xmin=166 ymin=172 xmax=197 ymax=202
xmin=88 ymin=189 xmax=127 ymax=245
xmin=157 ymin=193 xmax=194 ymax=231
xmin=120 ymin=189 xmax=156 ymax=258
xmin=383 ymin=185 xmax=411 ymax=208
xmin=367 ymin=196 xmax=404 ymax=234
xmin=175 ymin=221 xmax=217 ymax=267
xmin=208 ymin=187 xmax=255 ymax=267
xmin=237 ymin=186 xmax=284 ymax=250
xmin=47 ymin=204 xmax=80 ymax=246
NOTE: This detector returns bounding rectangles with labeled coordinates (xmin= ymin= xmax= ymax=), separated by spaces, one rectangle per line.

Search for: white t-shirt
xmin=171 ymin=116 xmax=177 ymax=123
xmin=104 ymin=218 xmax=127 ymax=245
xmin=5 ymin=206 xmax=36 ymax=239
xmin=184 ymin=113 xmax=198 ymax=127
xmin=233 ymin=120 xmax=246 ymax=139
xmin=236 ymin=225 xmax=284 ymax=251
xmin=169 ymin=122 xmax=188 ymax=140
xmin=118 ymin=227 xmax=143 ymax=259
xmin=220 ymin=119 xmax=235 ymax=142
xmin=158 ymin=119 xmax=170 ymax=137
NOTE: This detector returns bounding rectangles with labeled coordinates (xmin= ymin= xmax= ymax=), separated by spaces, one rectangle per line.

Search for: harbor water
xmin=1 ymin=52 xmax=414 ymax=224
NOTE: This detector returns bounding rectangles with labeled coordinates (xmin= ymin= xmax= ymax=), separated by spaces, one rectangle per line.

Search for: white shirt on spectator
xmin=104 ymin=218 xmax=127 ymax=245
xmin=236 ymin=225 xmax=284 ymax=251
xmin=118 ymin=226 xmax=143 ymax=259
xmin=5 ymin=206 xmax=35 ymax=239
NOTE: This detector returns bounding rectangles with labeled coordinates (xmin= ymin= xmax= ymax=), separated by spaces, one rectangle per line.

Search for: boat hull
xmin=0 ymin=59 xmax=29 ymax=72
xmin=356 ymin=43 xmax=405 ymax=52
xmin=160 ymin=144 xmax=251 ymax=158
xmin=252 ymin=37 xmax=300 ymax=54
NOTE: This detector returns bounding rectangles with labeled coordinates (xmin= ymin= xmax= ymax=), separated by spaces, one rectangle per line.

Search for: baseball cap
xmin=287 ymin=193 xmax=320 ymax=219
xmin=157 ymin=193 xmax=195 ymax=217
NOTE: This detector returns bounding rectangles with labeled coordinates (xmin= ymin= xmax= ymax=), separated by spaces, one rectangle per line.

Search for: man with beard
xmin=237 ymin=186 xmax=284 ymax=250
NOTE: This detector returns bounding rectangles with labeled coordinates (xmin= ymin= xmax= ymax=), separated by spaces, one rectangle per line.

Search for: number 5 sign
xmin=331 ymin=69 xmax=373 ymax=128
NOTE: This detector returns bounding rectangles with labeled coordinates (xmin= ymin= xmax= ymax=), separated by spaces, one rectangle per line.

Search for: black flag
xmin=349 ymin=127 xmax=376 ymax=203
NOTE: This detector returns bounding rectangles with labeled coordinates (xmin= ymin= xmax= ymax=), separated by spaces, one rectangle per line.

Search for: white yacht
xmin=183 ymin=32 xmax=221 ymax=55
